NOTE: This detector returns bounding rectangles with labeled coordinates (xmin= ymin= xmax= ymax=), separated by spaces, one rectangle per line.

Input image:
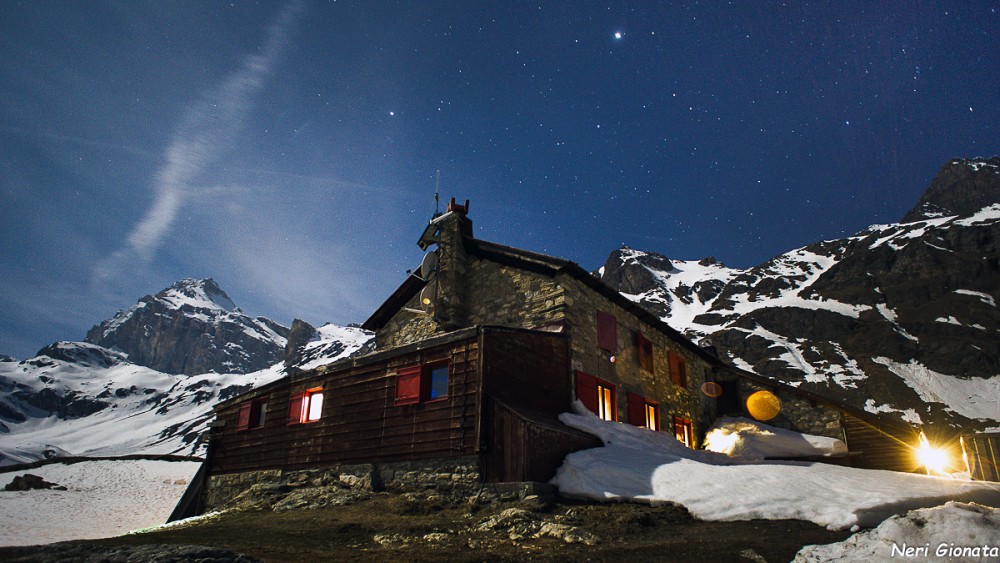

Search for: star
xmin=614 ymin=31 xmax=623 ymax=40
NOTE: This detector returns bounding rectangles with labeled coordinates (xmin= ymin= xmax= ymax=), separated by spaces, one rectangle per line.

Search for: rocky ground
xmin=0 ymin=484 xmax=852 ymax=562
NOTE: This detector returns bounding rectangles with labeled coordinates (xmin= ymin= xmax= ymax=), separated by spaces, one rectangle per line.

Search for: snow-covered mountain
xmin=85 ymin=278 xmax=291 ymax=375
xmin=0 ymin=280 xmax=373 ymax=466
xmin=597 ymin=157 xmax=1000 ymax=432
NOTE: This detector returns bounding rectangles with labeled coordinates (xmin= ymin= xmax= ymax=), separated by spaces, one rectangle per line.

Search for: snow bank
xmin=0 ymin=459 xmax=200 ymax=546
xmin=795 ymin=502 xmax=1000 ymax=562
xmin=551 ymin=404 xmax=1000 ymax=530
xmin=703 ymin=417 xmax=847 ymax=460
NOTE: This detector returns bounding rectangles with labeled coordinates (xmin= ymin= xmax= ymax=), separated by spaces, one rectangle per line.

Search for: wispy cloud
xmin=95 ymin=0 xmax=304 ymax=278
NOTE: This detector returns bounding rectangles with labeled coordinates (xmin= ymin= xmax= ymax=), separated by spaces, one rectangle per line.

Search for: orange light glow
xmin=745 ymin=390 xmax=781 ymax=421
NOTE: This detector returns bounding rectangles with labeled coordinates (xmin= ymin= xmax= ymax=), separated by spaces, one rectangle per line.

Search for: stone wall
xmin=737 ymin=379 xmax=845 ymax=440
xmin=557 ymin=275 xmax=710 ymax=443
xmin=205 ymin=456 xmax=482 ymax=510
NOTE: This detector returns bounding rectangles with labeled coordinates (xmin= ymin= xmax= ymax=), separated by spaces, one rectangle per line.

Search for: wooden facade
xmin=209 ymin=326 xmax=594 ymax=481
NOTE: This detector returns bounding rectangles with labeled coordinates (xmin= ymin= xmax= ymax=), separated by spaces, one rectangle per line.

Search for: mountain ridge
xmin=596 ymin=156 xmax=1000 ymax=432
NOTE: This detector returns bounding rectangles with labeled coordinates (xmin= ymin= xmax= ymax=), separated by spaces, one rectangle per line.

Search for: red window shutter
xmin=669 ymin=352 xmax=688 ymax=387
xmin=596 ymin=312 xmax=617 ymax=352
xmin=236 ymin=402 xmax=252 ymax=431
xmin=626 ymin=391 xmax=646 ymax=427
xmin=575 ymin=371 xmax=599 ymax=416
xmin=395 ymin=366 xmax=422 ymax=405
xmin=638 ymin=332 xmax=654 ymax=373
xmin=287 ymin=392 xmax=305 ymax=425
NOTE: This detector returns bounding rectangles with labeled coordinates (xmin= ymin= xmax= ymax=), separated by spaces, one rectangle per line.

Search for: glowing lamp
xmin=745 ymin=390 xmax=781 ymax=421
xmin=609 ymin=355 xmax=617 ymax=363
xmin=916 ymin=431 xmax=950 ymax=475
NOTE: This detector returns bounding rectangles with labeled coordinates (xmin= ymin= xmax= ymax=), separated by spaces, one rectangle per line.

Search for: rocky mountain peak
xmin=84 ymin=279 xmax=289 ymax=375
xmin=154 ymin=278 xmax=238 ymax=313
xmin=901 ymin=156 xmax=1000 ymax=223
xmin=598 ymin=247 xmax=674 ymax=295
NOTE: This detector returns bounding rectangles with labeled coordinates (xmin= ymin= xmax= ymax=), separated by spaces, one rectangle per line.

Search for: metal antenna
xmin=434 ymin=170 xmax=441 ymax=217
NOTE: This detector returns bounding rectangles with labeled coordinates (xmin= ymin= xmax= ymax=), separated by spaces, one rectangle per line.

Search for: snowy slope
xmin=0 ymin=459 xmax=200 ymax=546
xmin=0 ymin=329 xmax=371 ymax=466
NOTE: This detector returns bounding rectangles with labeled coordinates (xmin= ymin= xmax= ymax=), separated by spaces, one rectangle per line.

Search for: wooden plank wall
xmin=485 ymin=400 xmax=601 ymax=482
xmin=481 ymin=329 xmax=570 ymax=413
xmin=964 ymin=434 xmax=1000 ymax=482
xmin=210 ymin=337 xmax=480 ymax=474
xmin=841 ymin=412 xmax=917 ymax=473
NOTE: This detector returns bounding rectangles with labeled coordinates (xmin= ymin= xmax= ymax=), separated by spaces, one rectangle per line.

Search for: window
xmin=428 ymin=364 xmax=449 ymax=400
xmin=669 ymin=351 xmax=689 ymax=388
xmin=637 ymin=332 xmax=654 ymax=373
xmin=627 ymin=391 xmax=659 ymax=430
xmin=288 ymin=388 xmax=324 ymax=425
xmin=236 ymin=398 xmax=268 ymax=431
xmin=674 ymin=416 xmax=693 ymax=448
xmin=575 ymin=371 xmax=617 ymax=421
xmin=394 ymin=362 xmax=449 ymax=405
xmin=596 ymin=311 xmax=617 ymax=352
xmin=597 ymin=384 xmax=615 ymax=421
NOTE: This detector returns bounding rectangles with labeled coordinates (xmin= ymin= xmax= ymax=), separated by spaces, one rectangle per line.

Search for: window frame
xmin=394 ymin=361 xmax=450 ymax=406
xmin=673 ymin=416 xmax=694 ymax=448
xmin=627 ymin=391 xmax=659 ymax=430
xmin=288 ymin=387 xmax=324 ymax=425
xmin=236 ymin=397 xmax=268 ymax=432
xmin=576 ymin=371 xmax=617 ymax=422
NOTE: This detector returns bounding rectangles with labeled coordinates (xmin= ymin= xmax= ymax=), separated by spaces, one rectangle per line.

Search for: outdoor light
xmin=609 ymin=355 xmax=617 ymax=363
xmin=916 ymin=431 xmax=950 ymax=475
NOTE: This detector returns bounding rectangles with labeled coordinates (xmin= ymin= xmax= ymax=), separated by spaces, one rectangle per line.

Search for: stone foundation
xmin=205 ymin=456 xmax=482 ymax=510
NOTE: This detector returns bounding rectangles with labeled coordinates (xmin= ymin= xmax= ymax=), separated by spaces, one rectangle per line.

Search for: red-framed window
xmin=627 ymin=391 xmax=659 ymax=431
xmin=576 ymin=371 xmax=616 ymax=421
xmin=637 ymin=332 xmax=654 ymax=373
xmin=288 ymin=388 xmax=324 ymax=425
xmin=236 ymin=397 xmax=268 ymax=431
xmin=596 ymin=311 xmax=617 ymax=352
xmin=674 ymin=416 xmax=693 ymax=448
xmin=394 ymin=362 xmax=450 ymax=405
xmin=669 ymin=351 xmax=689 ymax=388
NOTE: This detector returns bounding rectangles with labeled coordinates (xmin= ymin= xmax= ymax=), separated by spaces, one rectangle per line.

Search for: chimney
xmin=418 ymin=197 xmax=472 ymax=330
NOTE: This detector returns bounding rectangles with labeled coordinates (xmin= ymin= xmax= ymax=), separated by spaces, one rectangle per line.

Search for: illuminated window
xmin=645 ymin=403 xmax=659 ymax=431
xmin=674 ymin=416 xmax=693 ymax=448
xmin=288 ymin=388 xmax=324 ymax=424
xmin=575 ymin=371 xmax=616 ymax=421
xmin=394 ymin=362 xmax=449 ymax=405
xmin=597 ymin=384 xmax=615 ymax=421
xmin=627 ymin=391 xmax=658 ymax=430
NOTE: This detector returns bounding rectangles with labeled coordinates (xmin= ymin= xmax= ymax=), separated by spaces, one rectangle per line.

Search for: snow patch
xmin=551 ymin=404 xmax=1000 ymax=530
xmin=872 ymin=358 xmax=1000 ymax=423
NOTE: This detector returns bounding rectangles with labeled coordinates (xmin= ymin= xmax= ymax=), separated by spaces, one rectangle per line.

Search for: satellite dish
xmin=420 ymin=251 xmax=439 ymax=280
xmin=419 ymin=284 xmax=436 ymax=307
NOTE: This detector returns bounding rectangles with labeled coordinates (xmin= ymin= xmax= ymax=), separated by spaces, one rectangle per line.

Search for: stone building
xmin=195 ymin=199 xmax=918 ymax=513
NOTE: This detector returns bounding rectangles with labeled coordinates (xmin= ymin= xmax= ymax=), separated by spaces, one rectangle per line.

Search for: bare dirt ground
xmin=0 ymin=491 xmax=852 ymax=562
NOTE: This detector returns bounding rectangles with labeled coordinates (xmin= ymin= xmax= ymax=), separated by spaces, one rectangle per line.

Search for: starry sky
xmin=1 ymin=1 xmax=997 ymax=359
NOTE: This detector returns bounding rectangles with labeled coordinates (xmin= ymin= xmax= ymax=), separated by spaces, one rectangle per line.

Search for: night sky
xmin=1 ymin=1 xmax=997 ymax=359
